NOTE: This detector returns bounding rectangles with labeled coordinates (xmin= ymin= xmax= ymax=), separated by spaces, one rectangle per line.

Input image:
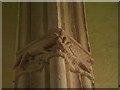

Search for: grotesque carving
xmin=14 ymin=28 xmax=94 ymax=83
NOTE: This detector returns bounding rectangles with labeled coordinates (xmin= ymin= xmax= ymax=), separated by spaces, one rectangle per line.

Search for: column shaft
xmin=74 ymin=2 xmax=93 ymax=88
xmin=50 ymin=56 xmax=67 ymax=88
xmin=15 ymin=3 xmax=31 ymax=88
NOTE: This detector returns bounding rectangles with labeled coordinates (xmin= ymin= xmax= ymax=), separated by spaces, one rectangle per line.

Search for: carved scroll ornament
xmin=14 ymin=28 xmax=94 ymax=83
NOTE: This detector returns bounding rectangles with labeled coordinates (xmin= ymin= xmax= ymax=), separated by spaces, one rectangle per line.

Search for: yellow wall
xmin=85 ymin=2 xmax=118 ymax=88
xmin=2 ymin=2 xmax=18 ymax=88
xmin=2 ymin=2 xmax=118 ymax=88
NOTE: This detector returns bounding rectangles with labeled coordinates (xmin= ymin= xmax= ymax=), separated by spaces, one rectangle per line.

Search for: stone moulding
xmin=14 ymin=28 xmax=94 ymax=83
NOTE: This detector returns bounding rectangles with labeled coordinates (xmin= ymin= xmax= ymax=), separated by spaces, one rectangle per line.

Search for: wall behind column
xmin=85 ymin=2 xmax=118 ymax=88
xmin=2 ymin=2 xmax=18 ymax=88
xmin=2 ymin=2 xmax=118 ymax=88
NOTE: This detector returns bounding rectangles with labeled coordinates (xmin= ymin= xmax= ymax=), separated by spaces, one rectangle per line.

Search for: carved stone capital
xmin=14 ymin=28 xmax=94 ymax=81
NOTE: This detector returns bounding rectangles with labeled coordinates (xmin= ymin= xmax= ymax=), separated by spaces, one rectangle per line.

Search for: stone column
xmin=50 ymin=56 xmax=67 ymax=88
xmin=74 ymin=2 xmax=94 ymax=88
xmin=56 ymin=2 xmax=95 ymax=88
xmin=47 ymin=3 xmax=68 ymax=88
xmin=29 ymin=3 xmax=46 ymax=88
xmin=14 ymin=2 xmax=95 ymax=89
xmin=14 ymin=2 xmax=31 ymax=88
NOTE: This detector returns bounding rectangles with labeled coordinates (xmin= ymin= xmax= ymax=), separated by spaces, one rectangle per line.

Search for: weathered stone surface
xmin=14 ymin=28 xmax=94 ymax=88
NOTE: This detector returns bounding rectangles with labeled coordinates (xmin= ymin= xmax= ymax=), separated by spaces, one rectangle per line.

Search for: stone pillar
xmin=14 ymin=2 xmax=95 ymax=89
xmin=29 ymin=3 xmax=46 ymax=88
xmin=50 ymin=56 xmax=67 ymax=88
xmin=56 ymin=2 xmax=95 ymax=88
xmin=14 ymin=2 xmax=31 ymax=88
xmin=30 ymin=2 xmax=44 ymax=40
xmin=74 ymin=2 xmax=94 ymax=88
xmin=17 ymin=2 xmax=31 ymax=49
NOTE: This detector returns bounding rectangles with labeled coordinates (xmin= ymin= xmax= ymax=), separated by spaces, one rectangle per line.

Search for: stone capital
xmin=14 ymin=28 xmax=94 ymax=81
